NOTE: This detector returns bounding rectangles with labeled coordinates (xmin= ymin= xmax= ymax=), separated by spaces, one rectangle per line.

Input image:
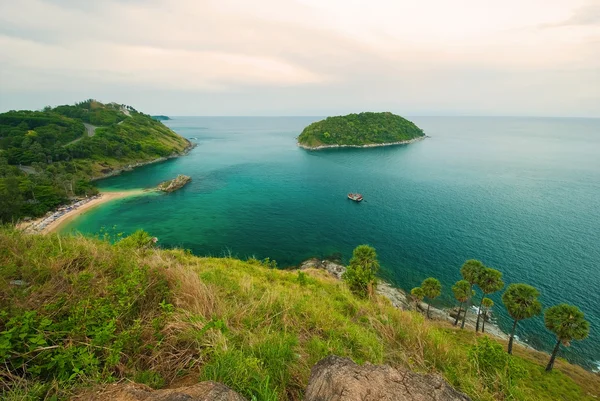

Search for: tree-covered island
xmin=297 ymin=112 xmax=426 ymax=150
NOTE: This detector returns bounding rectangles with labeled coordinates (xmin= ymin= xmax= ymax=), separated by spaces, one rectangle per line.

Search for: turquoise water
xmin=63 ymin=116 xmax=600 ymax=370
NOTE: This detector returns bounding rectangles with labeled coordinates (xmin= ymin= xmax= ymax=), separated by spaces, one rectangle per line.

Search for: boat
xmin=348 ymin=193 xmax=363 ymax=202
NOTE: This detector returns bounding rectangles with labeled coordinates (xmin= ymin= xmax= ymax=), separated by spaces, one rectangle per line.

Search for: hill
xmin=297 ymin=112 xmax=425 ymax=149
xmin=1 ymin=228 xmax=598 ymax=401
xmin=0 ymin=100 xmax=191 ymax=223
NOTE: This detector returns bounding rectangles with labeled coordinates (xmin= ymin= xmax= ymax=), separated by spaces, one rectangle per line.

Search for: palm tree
xmin=421 ymin=278 xmax=442 ymax=319
xmin=452 ymin=280 xmax=470 ymax=326
xmin=343 ymin=245 xmax=380 ymax=298
xmin=460 ymin=259 xmax=485 ymax=329
xmin=481 ymin=297 xmax=494 ymax=333
xmin=475 ymin=268 xmax=504 ymax=332
xmin=501 ymin=283 xmax=542 ymax=354
xmin=410 ymin=287 xmax=425 ymax=311
xmin=544 ymin=304 xmax=590 ymax=372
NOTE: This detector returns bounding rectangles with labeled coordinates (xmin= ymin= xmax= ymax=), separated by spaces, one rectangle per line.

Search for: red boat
xmin=348 ymin=193 xmax=363 ymax=202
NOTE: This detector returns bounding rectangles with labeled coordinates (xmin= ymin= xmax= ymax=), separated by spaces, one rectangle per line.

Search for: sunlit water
xmin=63 ymin=116 xmax=600 ymax=369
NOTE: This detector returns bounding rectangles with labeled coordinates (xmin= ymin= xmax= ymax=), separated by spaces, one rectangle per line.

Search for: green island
xmin=297 ymin=112 xmax=426 ymax=150
xmin=151 ymin=115 xmax=171 ymax=121
xmin=0 ymin=100 xmax=191 ymax=223
xmin=1 ymin=229 xmax=597 ymax=400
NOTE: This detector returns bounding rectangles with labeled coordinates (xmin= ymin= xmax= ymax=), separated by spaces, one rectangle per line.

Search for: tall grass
xmin=1 ymin=228 xmax=598 ymax=400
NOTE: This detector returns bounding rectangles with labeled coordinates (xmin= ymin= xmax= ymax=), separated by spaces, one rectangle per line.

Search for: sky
xmin=0 ymin=0 xmax=599 ymax=116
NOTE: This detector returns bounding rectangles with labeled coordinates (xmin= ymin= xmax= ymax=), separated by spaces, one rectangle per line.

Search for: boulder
xmin=157 ymin=175 xmax=192 ymax=193
xmin=74 ymin=381 xmax=246 ymax=401
xmin=304 ymin=356 xmax=471 ymax=401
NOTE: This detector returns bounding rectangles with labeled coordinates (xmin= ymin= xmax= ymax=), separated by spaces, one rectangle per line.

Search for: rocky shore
xmin=299 ymin=258 xmax=517 ymax=344
xmin=297 ymin=135 xmax=428 ymax=151
xmin=91 ymin=140 xmax=195 ymax=181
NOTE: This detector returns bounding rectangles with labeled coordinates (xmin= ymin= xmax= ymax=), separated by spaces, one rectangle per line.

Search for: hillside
xmin=297 ymin=112 xmax=425 ymax=149
xmin=0 ymin=100 xmax=191 ymax=223
xmin=1 ymin=228 xmax=598 ymax=401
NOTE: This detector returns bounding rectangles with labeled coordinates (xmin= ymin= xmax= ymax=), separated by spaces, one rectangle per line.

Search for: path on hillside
xmin=64 ymin=123 xmax=99 ymax=146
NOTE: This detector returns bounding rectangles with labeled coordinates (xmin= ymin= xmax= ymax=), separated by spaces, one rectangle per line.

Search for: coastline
xmin=90 ymin=140 xmax=196 ymax=181
xmin=297 ymin=135 xmax=428 ymax=151
xmin=20 ymin=190 xmax=148 ymax=234
xmin=299 ymin=258 xmax=532 ymax=350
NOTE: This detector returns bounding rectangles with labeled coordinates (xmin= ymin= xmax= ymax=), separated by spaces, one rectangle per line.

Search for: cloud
xmin=0 ymin=0 xmax=598 ymax=116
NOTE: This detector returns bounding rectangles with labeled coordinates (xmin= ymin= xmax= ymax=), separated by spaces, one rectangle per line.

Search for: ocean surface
xmin=62 ymin=116 xmax=600 ymax=370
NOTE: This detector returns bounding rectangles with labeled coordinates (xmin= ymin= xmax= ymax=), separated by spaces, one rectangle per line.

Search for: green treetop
xmin=342 ymin=245 xmax=380 ymax=298
xmin=502 ymin=283 xmax=543 ymax=354
xmin=544 ymin=304 xmax=590 ymax=372
xmin=421 ymin=277 xmax=442 ymax=319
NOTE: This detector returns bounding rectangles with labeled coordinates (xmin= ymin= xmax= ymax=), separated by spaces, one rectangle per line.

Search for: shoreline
xmin=297 ymin=135 xmax=428 ymax=151
xmin=20 ymin=190 xmax=148 ymax=235
xmin=90 ymin=140 xmax=196 ymax=181
xmin=299 ymin=258 xmax=532 ymax=350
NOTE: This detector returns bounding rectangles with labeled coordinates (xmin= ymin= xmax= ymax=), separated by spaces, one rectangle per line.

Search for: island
xmin=157 ymin=174 xmax=192 ymax=192
xmin=297 ymin=112 xmax=426 ymax=150
xmin=151 ymin=115 xmax=171 ymax=121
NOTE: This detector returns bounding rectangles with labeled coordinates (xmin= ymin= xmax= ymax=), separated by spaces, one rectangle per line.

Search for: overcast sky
xmin=0 ymin=0 xmax=599 ymax=116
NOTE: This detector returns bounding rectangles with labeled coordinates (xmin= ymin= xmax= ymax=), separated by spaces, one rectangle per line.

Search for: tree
xmin=421 ymin=277 xmax=441 ymax=319
xmin=342 ymin=245 xmax=379 ymax=298
xmin=410 ymin=287 xmax=425 ymax=310
xmin=452 ymin=280 xmax=471 ymax=326
xmin=460 ymin=259 xmax=485 ymax=329
xmin=475 ymin=268 xmax=504 ymax=332
xmin=502 ymin=283 xmax=542 ymax=354
xmin=481 ymin=297 xmax=494 ymax=333
xmin=544 ymin=304 xmax=590 ymax=372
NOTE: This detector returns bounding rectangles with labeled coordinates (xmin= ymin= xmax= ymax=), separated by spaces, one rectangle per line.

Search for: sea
xmin=62 ymin=116 xmax=600 ymax=371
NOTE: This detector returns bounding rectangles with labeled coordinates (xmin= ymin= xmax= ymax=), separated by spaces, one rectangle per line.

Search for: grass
xmin=1 ymin=228 xmax=598 ymax=400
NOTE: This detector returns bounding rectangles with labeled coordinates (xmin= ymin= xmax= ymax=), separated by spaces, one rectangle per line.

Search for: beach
xmin=20 ymin=190 xmax=146 ymax=234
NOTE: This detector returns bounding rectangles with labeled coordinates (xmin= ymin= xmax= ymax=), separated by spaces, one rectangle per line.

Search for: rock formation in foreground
xmin=157 ymin=174 xmax=192 ymax=193
xmin=304 ymin=355 xmax=471 ymax=401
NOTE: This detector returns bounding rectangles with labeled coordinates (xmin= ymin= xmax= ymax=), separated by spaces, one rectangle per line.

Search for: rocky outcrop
xmin=74 ymin=381 xmax=247 ymax=401
xmin=304 ymin=356 xmax=471 ymax=401
xmin=157 ymin=175 xmax=192 ymax=193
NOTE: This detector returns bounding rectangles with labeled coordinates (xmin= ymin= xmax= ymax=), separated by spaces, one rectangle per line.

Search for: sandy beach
xmin=20 ymin=190 xmax=147 ymax=235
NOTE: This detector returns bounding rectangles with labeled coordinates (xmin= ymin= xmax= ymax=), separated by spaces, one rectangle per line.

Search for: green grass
xmin=1 ymin=228 xmax=598 ymax=400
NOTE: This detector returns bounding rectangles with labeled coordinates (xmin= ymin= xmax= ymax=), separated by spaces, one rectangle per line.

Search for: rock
xmin=157 ymin=175 xmax=192 ymax=193
xmin=304 ymin=355 xmax=471 ymax=401
xmin=300 ymin=258 xmax=346 ymax=279
xmin=73 ymin=381 xmax=247 ymax=401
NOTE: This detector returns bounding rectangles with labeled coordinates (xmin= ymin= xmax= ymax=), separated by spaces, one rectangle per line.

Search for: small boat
xmin=348 ymin=193 xmax=363 ymax=202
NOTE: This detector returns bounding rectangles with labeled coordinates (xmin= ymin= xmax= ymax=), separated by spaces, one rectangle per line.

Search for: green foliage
xmin=0 ymin=100 xmax=189 ymax=223
xmin=468 ymin=337 xmax=526 ymax=396
xmin=342 ymin=245 xmax=380 ymax=298
xmin=297 ymin=112 xmax=424 ymax=147
xmin=544 ymin=304 xmax=590 ymax=343
xmin=452 ymin=280 xmax=471 ymax=303
xmin=117 ymin=229 xmax=157 ymax=249
xmin=502 ymin=284 xmax=543 ymax=322
xmin=0 ymin=229 xmax=597 ymax=401
xmin=460 ymin=259 xmax=485 ymax=285
xmin=410 ymin=287 xmax=425 ymax=301
xmin=421 ymin=277 xmax=442 ymax=300
xmin=475 ymin=268 xmax=504 ymax=331
xmin=502 ymin=283 xmax=543 ymax=354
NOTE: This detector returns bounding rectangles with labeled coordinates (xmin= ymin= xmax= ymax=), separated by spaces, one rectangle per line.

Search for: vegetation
xmin=421 ymin=277 xmax=442 ymax=319
xmin=410 ymin=287 xmax=424 ymax=309
xmin=452 ymin=280 xmax=471 ymax=326
xmin=342 ymin=245 xmax=379 ymax=298
xmin=481 ymin=298 xmax=494 ymax=334
xmin=0 ymin=100 xmax=189 ymax=223
xmin=297 ymin=112 xmax=424 ymax=148
xmin=1 ymin=228 xmax=598 ymax=401
xmin=474 ymin=268 xmax=504 ymax=332
xmin=460 ymin=259 xmax=485 ymax=329
xmin=502 ymin=284 xmax=543 ymax=355
xmin=544 ymin=304 xmax=590 ymax=372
